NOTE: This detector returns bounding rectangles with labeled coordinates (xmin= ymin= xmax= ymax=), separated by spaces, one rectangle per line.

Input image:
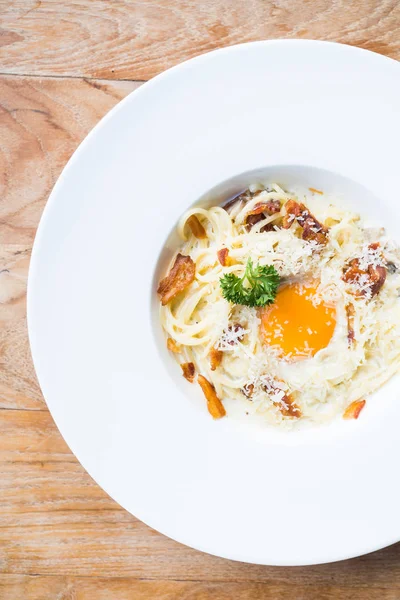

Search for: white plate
xmin=28 ymin=40 xmax=400 ymax=566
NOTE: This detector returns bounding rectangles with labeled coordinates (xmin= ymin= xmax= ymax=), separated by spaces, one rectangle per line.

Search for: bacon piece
xmin=282 ymin=199 xmax=304 ymax=228
xmin=261 ymin=376 xmax=301 ymax=418
xmin=273 ymin=392 xmax=301 ymax=418
xmin=217 ymin=247 xmax=234 ymax=267
xmin=219 ymin=324 xmax=246 ymax=347
xmin=302 ymin=216 xmax=329 ymax=245
xmin=222 ymin=191 xmax=247 ymax=212
xmin=222 ymin=188 xmax=281 ymax=231
xmin=260 ymin=222 xmax=275 ymax=233
xmin=247 ymin=200 xmax=281 ymax=216
xmin=228 ymin=324 xmax=245 ymax=344
xmin=282 ymin=200 xmax=329 ymax=245
xmin=181 ymin=362 xmax=195 ymax=383
xmin=157 ymin=253 xmax=195 ymax=305
xmin=167 ymin=338 xmax=181 ymax=353
xmin=245 ymin=199 xmax=281 ymax=231
xmin=217 ymin=248 xmax=229 ymax=266
xmin=368 ymin=264 xmax=386 ymax=296
xmin=265 ymin=384 xmax=301 ymax=417
xmin=224 ymin=188 xmax=279 ymax=231
xmin=209 ymin=347 xmax=223 ymax=371
xmin=241 ymin=383 xmax=255 ymax=399
xmin=186 ymin=215 xmax=206 ymax=239
xmin=245 ymin=213 xmax=265 ymax=230
xmin=342 ymin=243 xmax=387 ymax=298
xmin=198 ymin=375 xmax=226 ymax=419
xmin=342 ymin=260 xmax=363 ymax=287
xmin=346 ymin=303 xmax=355 ymax=347
xmin=241 ymin=374 xmax=301 ymax=417
xmin=223 ymin=188 xmax=264 ymax=213
xmin=344 ymin=261 xmax=387 ymax=297
xmin=343 ymin=399 xmax=366 ymax=420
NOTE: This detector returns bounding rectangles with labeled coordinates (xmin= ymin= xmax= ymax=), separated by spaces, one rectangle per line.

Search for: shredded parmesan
xmin=160 ymin=182 xmax=400 ymax=429
xmin=215 ymin=325 xmax=249 ymax=351
xmin=357 ymin=243 xmax=385 ymax=271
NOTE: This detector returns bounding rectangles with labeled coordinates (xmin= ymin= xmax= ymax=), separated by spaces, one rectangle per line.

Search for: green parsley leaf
xmin=219 ymin=259 xmax=280 ymax=308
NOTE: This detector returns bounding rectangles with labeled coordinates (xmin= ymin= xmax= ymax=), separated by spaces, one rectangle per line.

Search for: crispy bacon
xmin=222 ymin=191 xmax=247 ymax=212
xmin=282 ymin=200 xmax=329 ymax=245
xmin=273 ymin=392 xmax=301 ymax=418
xmin=245 ymin=199 xmax=281 ymax=231
xmin=167 ymin=338 xmax=181 ymax=353
xmin=241 ymin=383 xmax=255 ymax=399
xmin=366 ymin=264 xmax=386 ymax=296
xmin=346 ymin=303 xmax=356 ymax=347
xmin=157 ymin=253 xmax=195 ymax=305
xmin=223 ymin=188 xmax=263 ymax=213
xmin=222 ymin=189 xmax=281 ymax=232
xmin=342 ymin=260 xmax=362 ymax=286
xmin=302 ymin=217 xmax=329 ymax=245
xmin=282 ymin=199 xmax=304 ymax=229
xmin=343 ymin=399 xmax=366 ymax=420
xmin=198 ymin=375 xmax=226 ymax=419
xmin=242 ymin=376 xmax=301 ymax=417
xmin=343 ymin=262 xmax=386 ymax=298
xmin=260 ymin=222 xmax=275 ymax=233
xmin=224 ymin=324 xmax=246 ymax=345
xmin=186 ymin=215 xmax=206 ymax=239
xmin=247 ymin=200 xmax=281 ymax=216
xmin=209 ymin=347 xmax=223 ymax=371
xmin=260 ymin=375 xmax=301 ymax=418
xmin=181 ymin=362 xmax=195 ymax=383
xmin=342 ymin=243 xmax=387 ymax=299
xmin=217 ymin=247 xmax=234 ymax=266
xmin=245 ymin=213 xmax=265 ymax=230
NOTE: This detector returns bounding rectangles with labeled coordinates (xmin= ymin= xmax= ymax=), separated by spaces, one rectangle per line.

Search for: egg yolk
xmin=260 ymin=282 xmax=336 ymax=360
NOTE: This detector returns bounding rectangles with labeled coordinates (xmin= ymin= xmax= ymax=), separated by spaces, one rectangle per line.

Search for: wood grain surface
xmin=0 ymin=0 xmax=399 ymax=80
xmin=1 ymin=2 xmax=400 ymax=599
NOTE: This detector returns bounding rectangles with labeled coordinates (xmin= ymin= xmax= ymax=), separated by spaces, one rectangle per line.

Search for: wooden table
xmin=1 ymin=2 xmax=400 ymax=598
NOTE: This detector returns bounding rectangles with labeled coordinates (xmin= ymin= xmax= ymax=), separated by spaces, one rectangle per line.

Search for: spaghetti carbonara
xmin=158 ymin=182 xmax=400 ymax=428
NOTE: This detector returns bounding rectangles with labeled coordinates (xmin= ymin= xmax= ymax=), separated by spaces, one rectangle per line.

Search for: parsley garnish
xmin=220 ymin=259 xmax=280 ymax=307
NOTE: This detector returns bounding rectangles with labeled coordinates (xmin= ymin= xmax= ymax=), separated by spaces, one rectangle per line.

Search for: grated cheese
xmin=215 ymin=325 xmax=249 ymax=351
xmin=160 ymin=181 xmax=400 ymax=429
xmin=357 ymin=243 xmax=385 ymax=271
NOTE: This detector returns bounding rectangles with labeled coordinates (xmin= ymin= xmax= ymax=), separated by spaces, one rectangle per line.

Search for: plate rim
xmin=27 ymin=39 xmax=400 ymax=566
